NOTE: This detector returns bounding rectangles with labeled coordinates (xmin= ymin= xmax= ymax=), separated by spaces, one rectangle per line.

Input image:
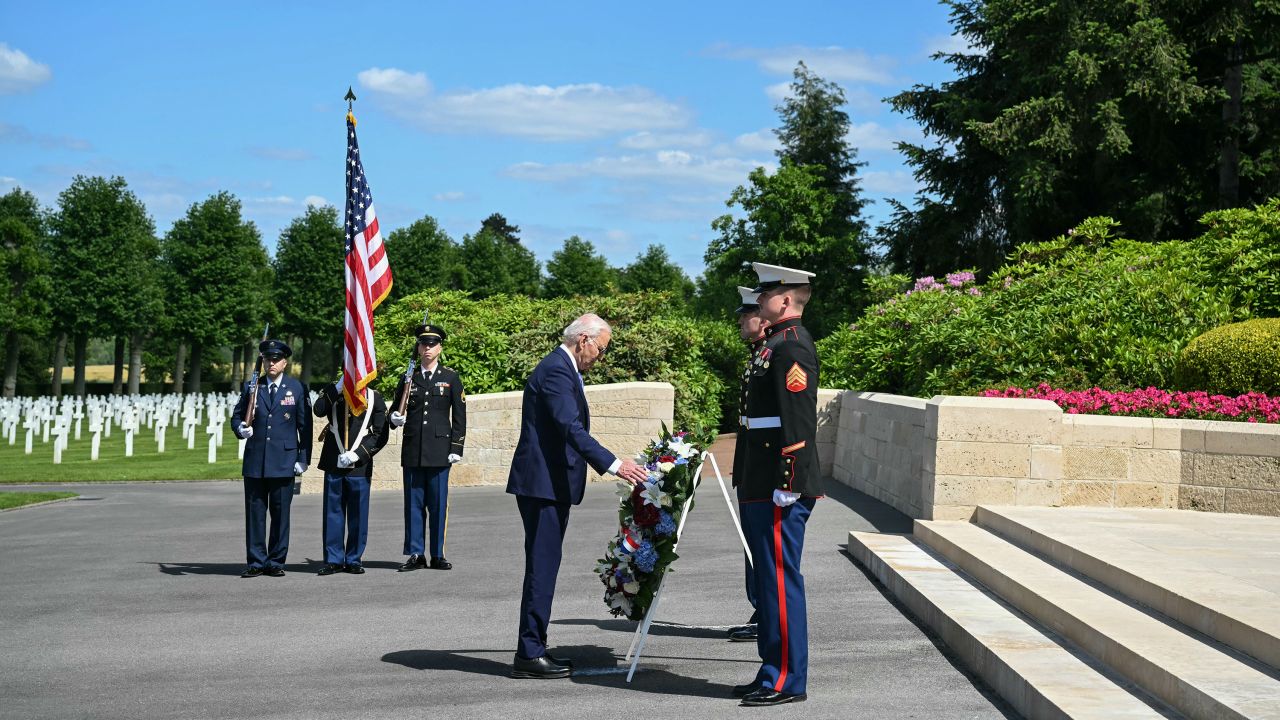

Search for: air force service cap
xmin=751 ymin=262 xmax=816 ymax=293
xmin=258 ymin=339 xmax=292 ymax=359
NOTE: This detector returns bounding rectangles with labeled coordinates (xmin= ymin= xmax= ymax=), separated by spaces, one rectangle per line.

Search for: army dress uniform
xmin=387 ymin=324 xmax=466 ymax=571
xmin=736 ymin=263 xmax=821 ymax=704
xmin=313 ymin=384 xmax=387 ymax=574
xmin=231 ymin=339 xmax=312 ymax=578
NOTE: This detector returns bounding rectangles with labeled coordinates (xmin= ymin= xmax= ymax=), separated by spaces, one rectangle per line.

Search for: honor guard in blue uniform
xmin=313 ymin=381 xmax=387 ymax=575
xmin=734 ymin=262 xmax=821 ymax=707
xmin=231 ymin=339 xmax=312 ymax=578
xmin=729 ymin=286 xmax=768 ymax=643
xmin=386 ymin=323 xmax=467 ymax=572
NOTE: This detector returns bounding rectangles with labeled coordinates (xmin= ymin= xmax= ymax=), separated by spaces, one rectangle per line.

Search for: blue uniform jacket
xmin=505 ymin=347 xmax=616 ymax=505
xmin=232 ymin=375 xmax=313 ymax=479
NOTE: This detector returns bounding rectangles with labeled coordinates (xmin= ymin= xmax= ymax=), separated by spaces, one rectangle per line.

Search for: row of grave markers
xmin=0 ymin=391 xmax=311 ymax=465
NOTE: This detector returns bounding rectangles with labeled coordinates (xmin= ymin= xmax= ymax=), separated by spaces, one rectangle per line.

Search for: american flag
xmin=342 ymin=112 xmax=392 ymax=415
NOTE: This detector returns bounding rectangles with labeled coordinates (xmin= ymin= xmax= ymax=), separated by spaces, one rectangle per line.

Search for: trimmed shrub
xmin=819 ymin=201 xmax=1280 ymax=397
xmin=1176 ymin=318 xmax=1280 ymax=395
xmin=373 ymin=290 xmax=726 ymax=441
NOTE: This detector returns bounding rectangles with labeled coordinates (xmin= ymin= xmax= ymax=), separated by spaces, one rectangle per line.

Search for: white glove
xmin=293 ymin=462 xmax=307 ymax=476
xmin=336 ymin=450 xmax=359 ymax=468
xmin=447 ymin=453 xmax=462 ymax=464
xmin=390 ymin=411 xmax=406 ymax=428
xmin=773 ymin=489 xmax=801 ymax=508
xmin=238 ymin=422 xmax=253 ymax=439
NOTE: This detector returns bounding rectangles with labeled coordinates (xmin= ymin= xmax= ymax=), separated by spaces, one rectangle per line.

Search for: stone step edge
xmin=972 ymin=505 xmax=1280 ymax=671
xmin=848 ymin=531 xmax=1169 ymax=720
xmin=915 ymin=520 xmax=1280 ymax=720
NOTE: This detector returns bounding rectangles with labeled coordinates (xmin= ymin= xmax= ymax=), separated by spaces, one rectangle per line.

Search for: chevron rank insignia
xmin=785 ymin=363 xmax=808 ymax=392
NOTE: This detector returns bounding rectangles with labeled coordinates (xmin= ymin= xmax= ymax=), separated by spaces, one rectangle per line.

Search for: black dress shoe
xmin=729 ymin=626 xmax=758 ymax=642
xmin=740 ymin=688 xmax=806 ymax=706
xmin=240 ymin=567 xmax=263 ymax=578
xmin=345 ymin=564 xmax=365 ymax=574
xmin=430 ymin=557 xmax=452 ymax=570
xmin=398 ymin=555 xmax=425 ymax=572
xmin=510 ymin=654 xmax=571 ymax=679
xmin=732 ymin=682 xmax=759 ymax=697
xmin=317 ymin=564 xmax=342 ymax=576
xmin=264 ymin=566 xmax=285 ymax=577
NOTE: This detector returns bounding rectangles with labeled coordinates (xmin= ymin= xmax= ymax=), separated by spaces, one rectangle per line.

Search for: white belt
xmin=739 ymin=415 xmax=781 ymax=430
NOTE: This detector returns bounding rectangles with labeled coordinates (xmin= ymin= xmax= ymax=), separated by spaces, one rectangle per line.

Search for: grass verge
xmin=0 ymin=423 xmax=244 ymax=482
xmin=0 ymin=491 xmax=79 ymax=510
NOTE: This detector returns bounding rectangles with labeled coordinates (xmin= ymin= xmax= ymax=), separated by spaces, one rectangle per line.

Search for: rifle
xmin=396 ymin=309 xmax=429 ymax=416
xmin=243 ymin=323 xmax=270 ymax=427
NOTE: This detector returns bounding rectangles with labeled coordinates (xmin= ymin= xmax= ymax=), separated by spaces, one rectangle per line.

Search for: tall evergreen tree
xmin=273 ymin=206 xmax=344 ymax=384
xmin=884 ymin=0 xmax=1280 ymax=277
xmin=544 ymin=236 xmax=614 ymax=298
xmin=0 ymin=189 xmax=52 ymax=398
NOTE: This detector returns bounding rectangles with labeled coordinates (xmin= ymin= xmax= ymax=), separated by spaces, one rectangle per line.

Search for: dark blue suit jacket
xmin=232 ymin=375 xmax=313 ymax=479
xmin=506 ymin=347 xmax=616 ymax=505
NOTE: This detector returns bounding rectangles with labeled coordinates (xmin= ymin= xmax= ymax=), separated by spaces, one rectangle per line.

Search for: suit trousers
xmin=740 ymin=497 xmax=816 ymax=696
xmin=244 ymin=476 xmax=294 ymax=569
xmin=515 ymin=494 xmax=572 ymax=660
xmin=403 ymin=466 xmax=451 ymax=558
xmin=322 ymin=472 xmax=371 ymax=566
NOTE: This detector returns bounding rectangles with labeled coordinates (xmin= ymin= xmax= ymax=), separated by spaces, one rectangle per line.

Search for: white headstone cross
xmin=88 ymin=406 xmax=103 ymax=461
xmin=206 ymin=413 xmax=224 ymax=464
xmin=121 ymin=405 xmax=138 ymax=458
xmin=51 ymin=415 xmax=70 ymax=464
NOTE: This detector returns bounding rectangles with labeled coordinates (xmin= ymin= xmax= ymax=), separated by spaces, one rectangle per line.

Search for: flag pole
xmin=343 ymin=85 xmax=355 ymax=450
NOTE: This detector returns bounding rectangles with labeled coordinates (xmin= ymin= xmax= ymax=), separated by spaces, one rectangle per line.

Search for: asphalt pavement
xmin=0 ymin=479 xmax=1015 ymax=719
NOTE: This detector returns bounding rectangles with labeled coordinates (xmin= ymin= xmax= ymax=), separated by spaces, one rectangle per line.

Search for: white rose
xmin=658 ymin=461 xmax=675 ymax=473
xmin=623 ymin=581 xmax=640 ymax=594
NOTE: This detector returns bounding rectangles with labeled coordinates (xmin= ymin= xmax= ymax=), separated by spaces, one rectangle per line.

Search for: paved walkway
xmin=0 ymin=478 xmax=1013 ymax=719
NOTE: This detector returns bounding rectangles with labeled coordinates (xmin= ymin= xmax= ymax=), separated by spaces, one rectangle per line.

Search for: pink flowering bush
xmin=980 ymin=384 xmax=1280 ymax=424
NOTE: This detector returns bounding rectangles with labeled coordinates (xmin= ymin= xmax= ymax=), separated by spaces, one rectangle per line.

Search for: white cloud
xmin=433 ymin=191 xmax=466 ymax=202
xmin=846 ymin=122 xmax=903 ymax=152
xmin=0 ymin=43 xmax=51 ymax=94
xmin=711 ymin=44 xmax=896 ymax=85
xmin=249 ymin=195 xmax=298 ymax=206
xmin=730 ymin=129 xmax=779 ymax=155
xmin=505 ymin=151 xmax=768 ymax=187
xmin=249 ymin=146 xmax=314 ymax=162
xmin=618 ymin=130 xmax=713 ymax=150
xmin=0 ymin=175 xmax=18 ymax=185
xmin=0 ymin=122 xmax=91 ymax=151
xmin=358 ymin=67 xmax=691 ymax=142
xmin=861 ymin=170 xmax=921 ymax=195
xmin=304 ymin=195 xmax=327 ymax=207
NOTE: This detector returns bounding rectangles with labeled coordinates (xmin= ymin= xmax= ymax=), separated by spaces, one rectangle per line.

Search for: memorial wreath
xmin=596 ymin=425 xmax=702 ymax=621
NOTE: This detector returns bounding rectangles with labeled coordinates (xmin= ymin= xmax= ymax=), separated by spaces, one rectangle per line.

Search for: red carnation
xmin=633 ymin=501 xmax=660 ymax=527
xmin=659 ymin=455 xmax=676 ymax=463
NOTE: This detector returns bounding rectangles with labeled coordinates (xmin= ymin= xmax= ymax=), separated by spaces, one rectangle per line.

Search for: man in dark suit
xmin=734 ymin=262 xmax=822 ymax=707
xmin=231 ymin=339 xmax=312 ymax=579
xmin=506 ymin=313 xmax=649 ymax=679
xmin=313 ymin=380 xmax=387 ymax=575
xmin=386 ymin=323 xmax=467 ymax=571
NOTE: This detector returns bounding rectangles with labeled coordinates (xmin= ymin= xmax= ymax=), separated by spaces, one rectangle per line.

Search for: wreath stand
xmin=622 ymin=450 xmax=752 ymax=682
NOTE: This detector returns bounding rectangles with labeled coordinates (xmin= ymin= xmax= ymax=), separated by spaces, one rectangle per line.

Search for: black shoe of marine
xmin=732 ymin=682 xmax=758 ymax=697
xmin=398 ymin=555 xmax=425 ymax=572
xmin=740 ymin=688 xmax=807 ymax=706
xmin=510 ymin=654 xmax=571 ymax=679
xmin=728 ymin=626 xmax=758 ymax=642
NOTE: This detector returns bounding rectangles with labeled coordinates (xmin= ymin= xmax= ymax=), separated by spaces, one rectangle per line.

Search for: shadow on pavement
xmin=148 ymin=557 xmax=349 ymax=575
xmin=552 ymin=617 xmax=730 ymax=640
xmin=823 ymin=481 xmax=913 ymax=534
xmin=382 ymin=644 xmax=739 ymax=699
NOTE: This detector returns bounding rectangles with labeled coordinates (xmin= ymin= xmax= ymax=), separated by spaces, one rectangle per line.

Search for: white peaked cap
xmin=751 ymin=262 xmax=816 ymax=292
xmin=735 ymin=286 xmax=760 ymax=314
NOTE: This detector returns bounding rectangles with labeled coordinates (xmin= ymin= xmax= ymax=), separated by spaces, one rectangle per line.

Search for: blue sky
xmin=1 ymin=1 xmax=965 ymax=274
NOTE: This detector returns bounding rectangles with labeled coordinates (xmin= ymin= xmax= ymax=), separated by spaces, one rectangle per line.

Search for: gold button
xmin=764 ymin=442 xmax=770 ymax=448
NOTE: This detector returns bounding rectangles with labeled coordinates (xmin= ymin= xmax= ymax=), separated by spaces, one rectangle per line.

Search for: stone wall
xmin=830 ymin=392 xmax=1280 ymax=520
xmin=300 ymin=382 xmax=674 ymax=493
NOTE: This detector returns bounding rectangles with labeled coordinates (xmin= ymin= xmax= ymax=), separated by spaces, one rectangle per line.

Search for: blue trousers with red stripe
xmin=740 ymin=497 xmax=815 ymax=695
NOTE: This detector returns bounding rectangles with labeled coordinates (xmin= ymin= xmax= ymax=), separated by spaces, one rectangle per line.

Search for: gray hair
xmin=562 ymin=313 xmax=611 ymax=344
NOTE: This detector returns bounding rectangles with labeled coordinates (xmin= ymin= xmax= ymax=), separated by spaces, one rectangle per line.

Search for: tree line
xmin=4 ymin=0 xmax=1275 ymax=397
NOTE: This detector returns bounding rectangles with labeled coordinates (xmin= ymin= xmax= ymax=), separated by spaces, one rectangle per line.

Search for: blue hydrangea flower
xmin=655 ymin=511 xmax=676 ymax=537
xmin=675 ymin=457 xmax=688 ymax=465
xmin=634 ymin=541 xmax=658 ymax=573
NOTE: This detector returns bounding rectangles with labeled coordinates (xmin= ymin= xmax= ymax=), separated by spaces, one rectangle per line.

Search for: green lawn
xmin=0 ymin=491 xmax=79 ymax=510
xmin=0 ymin=422 xmax=245 ymax=482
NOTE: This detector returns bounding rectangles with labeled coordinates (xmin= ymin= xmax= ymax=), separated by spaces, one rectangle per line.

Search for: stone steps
xmin=849 ymin=531 xmax=1172 ymax=720
xmin=971 ymin=506 xmax=1280 ymax=670
xmin=914 ymin=520 xmax=1280 ymax=720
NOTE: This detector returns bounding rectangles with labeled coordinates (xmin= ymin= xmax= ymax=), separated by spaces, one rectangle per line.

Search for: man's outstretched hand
xmin=616 ymin=458 xmax=649 ymax=485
